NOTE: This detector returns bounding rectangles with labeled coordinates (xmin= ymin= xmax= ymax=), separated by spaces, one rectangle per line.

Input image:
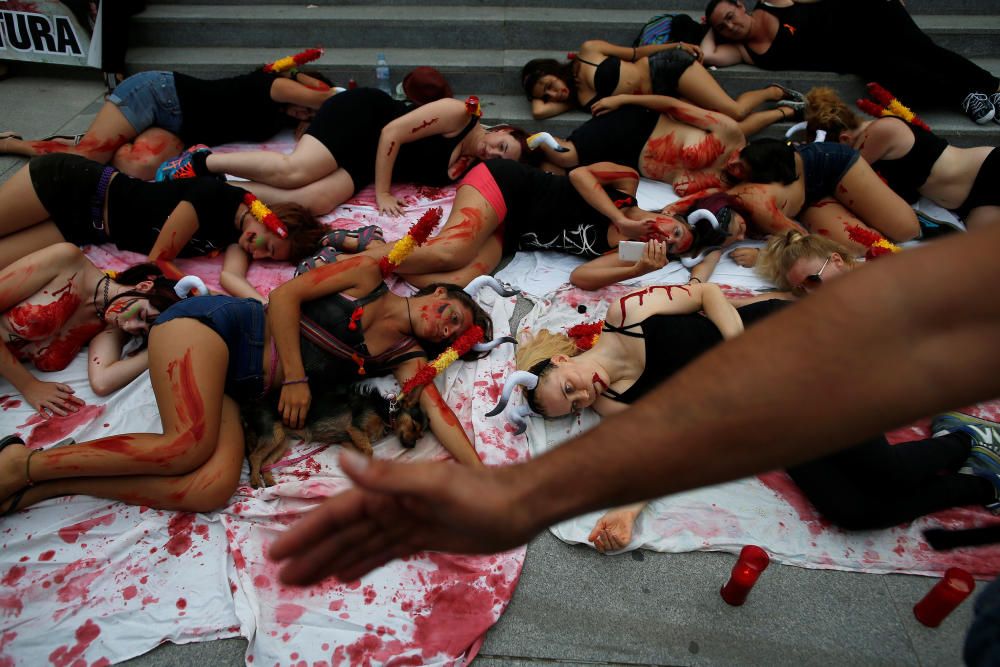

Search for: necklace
xmin=93 ymin=274 xmax=112 ymax=322
xmin=405 ymin=298 xmax=415 ymax=336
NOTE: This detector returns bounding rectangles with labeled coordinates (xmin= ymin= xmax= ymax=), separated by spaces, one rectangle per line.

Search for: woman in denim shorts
xmin=0 ymin=257 xmax=505 ymax=515
xmin=0 ymin=68 xmax=336 ymax=180
xmin=723 ymin=138 xmax=921 ymax=256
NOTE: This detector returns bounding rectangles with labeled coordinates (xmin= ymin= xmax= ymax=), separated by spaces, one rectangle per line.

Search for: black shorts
xmin=304 ymin=88 xmax=408 ymax=194
xmin=648 ymin=48 xmax=696 ymax=96
xmin=956 ymin=147 xmax=1000 ymax=220
xmin=29 ymin=154 xmax=114 ymax=246
xmin=797 ymin=142 xmax=860 ymax=208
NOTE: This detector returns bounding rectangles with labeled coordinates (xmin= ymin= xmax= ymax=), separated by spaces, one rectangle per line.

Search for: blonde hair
xmin=515 ymin=329 xmax=580 ymax=371
xmin=805 ymin=87 xmax=861 ymax=141
xmin=756 ymin=231 xmax=857 ymax=290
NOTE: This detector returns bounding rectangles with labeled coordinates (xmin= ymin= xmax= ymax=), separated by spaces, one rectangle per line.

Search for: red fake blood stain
xmin=757 ymin=471 xmax=830 ymax=536
xmin=617 ymin=285 xmax=689 ymax=320
xmin=122 ymin=585 xmax=138 ymax=601
xmin=0 ymin=395 xmax=21 ymax=411
xmin=48 ymin=619 xmax=101 ymax=667
xmin=17 ymin=403 xmax=105 ymax=448
xmin=410 ymin=118 xmax=439 ymax=134
xmin=275 ymin=603 xmax=306 ymax=625
xmin=58 ymin=512 xmax=115 ymax=543
xmin=176 ymin=598 xmax=187 ymax=610
xmin=591 ymin=373 xmax=608 ymax=392
xmin=673 ymin=170 xmax=724 ymax=197
xmin=363 ymin=585 xmax=377 ymax=604
xmin=0 ymin=595 xmax=22 ymax=619
xmin=0 ymin=566 xmax=25 ymax=587
xmin=424 ymin=384 xmax=459 ymax=427
xmin=165 ymin=513 xmax=196 ymax=556
xmin=387 ymin=141 xmax=395 ymax=156
xmin=38 ymin=550 xmax=55 ymax=561
xmin=412 ymin=580 xmax=497 ymax=659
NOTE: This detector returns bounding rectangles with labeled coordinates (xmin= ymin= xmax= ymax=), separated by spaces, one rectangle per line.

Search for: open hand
xmin=376 ymin=191 xmax=406 ymax=217
xmin=23 ymin=380 xmax=84 ymax=417
xmin=590 ymin=95 xmax=626 ymax=117
xmin=587 ymin=504 xmax=643 ymax=553
xmin=270 ymin=452 xmax=538 ymax=585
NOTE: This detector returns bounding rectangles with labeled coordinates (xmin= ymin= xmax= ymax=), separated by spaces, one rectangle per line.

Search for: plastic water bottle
xmin=375 ymin=53 xmax=391 ymax=95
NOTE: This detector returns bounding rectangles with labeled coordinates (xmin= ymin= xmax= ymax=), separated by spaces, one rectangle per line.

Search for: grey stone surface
xmin=117 ymin=637 xmax=248 ymax=667
xmin=886 ymin=572 xmax=978 ymax=667
xmin=130 ymin=6 xmax=1000 ymax=54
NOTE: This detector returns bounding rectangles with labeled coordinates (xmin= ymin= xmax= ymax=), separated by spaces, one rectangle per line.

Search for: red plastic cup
xmin=721 ymin=545 xmax=770 ymax=606
xmin=913 ymin=567 xmax=975 ymax=627
xmin=348 ymin=78 xmax=357 ymax=90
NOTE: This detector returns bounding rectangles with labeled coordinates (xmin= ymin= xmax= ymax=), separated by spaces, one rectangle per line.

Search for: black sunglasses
xmin=797 ymin=256 xmax=831 ymax=293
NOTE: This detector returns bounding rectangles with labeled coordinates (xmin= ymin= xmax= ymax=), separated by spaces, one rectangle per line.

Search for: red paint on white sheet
xmin=275 ymin=603 xmax=305 ymax=625
xmin=757 ymin=471 xmax=831 ymax=536
xmin=18 ymin=403 xmax=105 ymax=447
xmin=48 ymin=618 xmax=100 ymax=667
xmin=58 ymin=512 xmax=115 ymax=543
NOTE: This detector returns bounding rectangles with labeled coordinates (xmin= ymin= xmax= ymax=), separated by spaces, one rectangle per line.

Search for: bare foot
xmin=588 ymin=502 xmax=647 ymax=553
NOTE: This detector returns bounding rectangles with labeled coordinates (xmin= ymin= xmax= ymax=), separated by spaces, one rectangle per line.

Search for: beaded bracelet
xmin=282 ymin=377 xmax=309 ymax=386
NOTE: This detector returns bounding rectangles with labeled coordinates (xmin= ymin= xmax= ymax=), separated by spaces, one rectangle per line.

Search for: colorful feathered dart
xmin=857 ymin=82 xmax=930 ymax=131
xmin=378 ymin=207 xmax=443 ymax=276
xmin=242 ymin=193 xmax=288 ymax=239
xmin=846 ymin=223 xmax=902 ymax=260
xmin=398 ymin=325 xmax=485 ymax=399
xmin=567 ymin=321 xmax=603 ymax=351
xmin=263 ymin=48 xmax=324 ymax=74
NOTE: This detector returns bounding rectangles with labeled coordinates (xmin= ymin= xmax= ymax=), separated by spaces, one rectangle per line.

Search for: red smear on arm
xmin=410 ymin=118 xmax=439 ymax=134
xmin=424 ymin=383 xmax=459 ymax=427
xmin=386 ymin=141 xmax=395 ymax=156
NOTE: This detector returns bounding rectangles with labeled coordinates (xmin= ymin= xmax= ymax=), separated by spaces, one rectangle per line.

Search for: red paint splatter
xmin=176 ymin=597 xmax=187 ymax=609
xmin=17 ymin=402 xmax=105 ymax=448
xmin=0 ymin=566 xmax=25 ymax=587
xmin=424 ymin=384 xmax=459 ymax=428
xmin=0 ymin=596 xmax=22 ymax=619
xmin=387 ymin=141 xmax=395 ymax=156
xmin=165 ymin=513 xmax=196 ymax=556
xmin=275 ymin=603 xmax=305 ymax=625
xmin=591 ymin=373 xmax=608 ymax=392
xmin=363 ymin=585 xmax=377 ymax=604
xmin=410 ymin=118 xmax=439 ymax=134
xmin=38 ymin=550 xmax=55 ymax=561
xmin=122 ymin=585 xmax=138 ymax=600
xmin=0 ymin=395 xmax=21 ymax=411
xmin=49 ymin=618 xmax=101 ymax=667
xmin=58 ymin=512 xmax=115 ymax=543
xmin=757 ymin=472 xmax=830 ymax=536
xmin=617 ymin=285 xmax=689 ymax=321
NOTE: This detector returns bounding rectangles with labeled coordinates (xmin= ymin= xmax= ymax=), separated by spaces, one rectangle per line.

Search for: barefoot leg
xmin=5 ymin=397 xmax=245 ymax=513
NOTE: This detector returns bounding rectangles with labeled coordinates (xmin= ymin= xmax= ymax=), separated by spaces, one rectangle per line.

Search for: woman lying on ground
xmin=530 ymin=94 xmax=795 ymax=197
xmin=1 ymin=243 xmax=182 ymax=416
xmin=0 ymin=68 xmax=335 ymax=180
xmin=723 ymin=138 xmax=920 ymax=255
xmin=701 ymin=0 xmax=1000 ymax=125
xmin=522 ymin=39 xmax=803 ymax=120
xmin=489 ymin=284 xmax=1000 ymax=551
xmin=0 ymin=154 xmax=323 ymax=298
xmin=755 ymin=230 xmax=859 ymax=295
xmin=332 ymin=160 xmax=734 ymax=290
xmin=157 ymin=88 xmax=529 ymax=217
xmin=0 ymin=256 xmax=508 ymax=515
xmin=569 ymin=189 xmax=763 ymax=290
xmin=805 ymin=87 xmax=1000 ymax=229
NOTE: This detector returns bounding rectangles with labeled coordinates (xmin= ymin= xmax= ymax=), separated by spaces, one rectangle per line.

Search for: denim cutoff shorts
xmin=154 ymin=295 xmax=266 ymax=400
xmin=796 ymin=142 xmax=860 ymax=208
xmin=108 ymin=71 xmax=184 ymax=136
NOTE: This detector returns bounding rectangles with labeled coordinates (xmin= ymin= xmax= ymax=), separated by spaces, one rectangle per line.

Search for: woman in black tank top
xmin=702 ymin=0 xmax=1000 ymax=124
xmin=340 ymin=160 xmax=737 ymax=291
xmin=0 ymin=68 xmax=336 ymax=181
xmin=0 ymin=256 xmax=503 ymax=516
xmin=485 ymin=283 xmax=781 ymax=550
xmin=521 ymin=38 xmax=799 ymax=122
xmin=805 ymin=88 xmax=1000 ymax=228
xmin=171 ymin=92 xmax=530 ymax=217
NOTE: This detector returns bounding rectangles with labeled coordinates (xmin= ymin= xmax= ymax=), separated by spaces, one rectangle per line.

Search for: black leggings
xmin=854 ymin=0 xmax=998 ymax=106
xmin=787 ymin=432 xmax=991 ymax=530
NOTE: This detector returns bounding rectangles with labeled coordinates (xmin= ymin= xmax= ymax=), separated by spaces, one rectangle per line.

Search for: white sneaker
xmin=962 ymin=92 xmax=996 ymax=124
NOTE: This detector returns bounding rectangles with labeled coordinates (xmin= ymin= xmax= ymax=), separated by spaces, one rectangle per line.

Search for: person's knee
xmin=158 ymin=427 xmax=217 ymax=475
xmin=175 ymin=468 xmax=240 ymax=513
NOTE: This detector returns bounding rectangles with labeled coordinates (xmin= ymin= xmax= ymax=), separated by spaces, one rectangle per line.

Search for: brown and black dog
xmin=241 ymin=384 xmax=427 ymax=488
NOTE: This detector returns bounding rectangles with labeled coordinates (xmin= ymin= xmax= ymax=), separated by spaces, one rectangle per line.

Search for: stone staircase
xmin=133 ymin=0 xmax=1000 ymax=146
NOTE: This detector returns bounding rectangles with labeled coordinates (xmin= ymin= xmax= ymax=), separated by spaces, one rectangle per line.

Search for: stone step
xmin=474 ymin=94 xmax=1000 ymax=148
xmin=130 ymin=5 xmax=1000 ymax=57
xmin=144 ymin=0 xmax=995 ymax=15
xmin=126 ymin=45 xmax=1000 ymax=102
